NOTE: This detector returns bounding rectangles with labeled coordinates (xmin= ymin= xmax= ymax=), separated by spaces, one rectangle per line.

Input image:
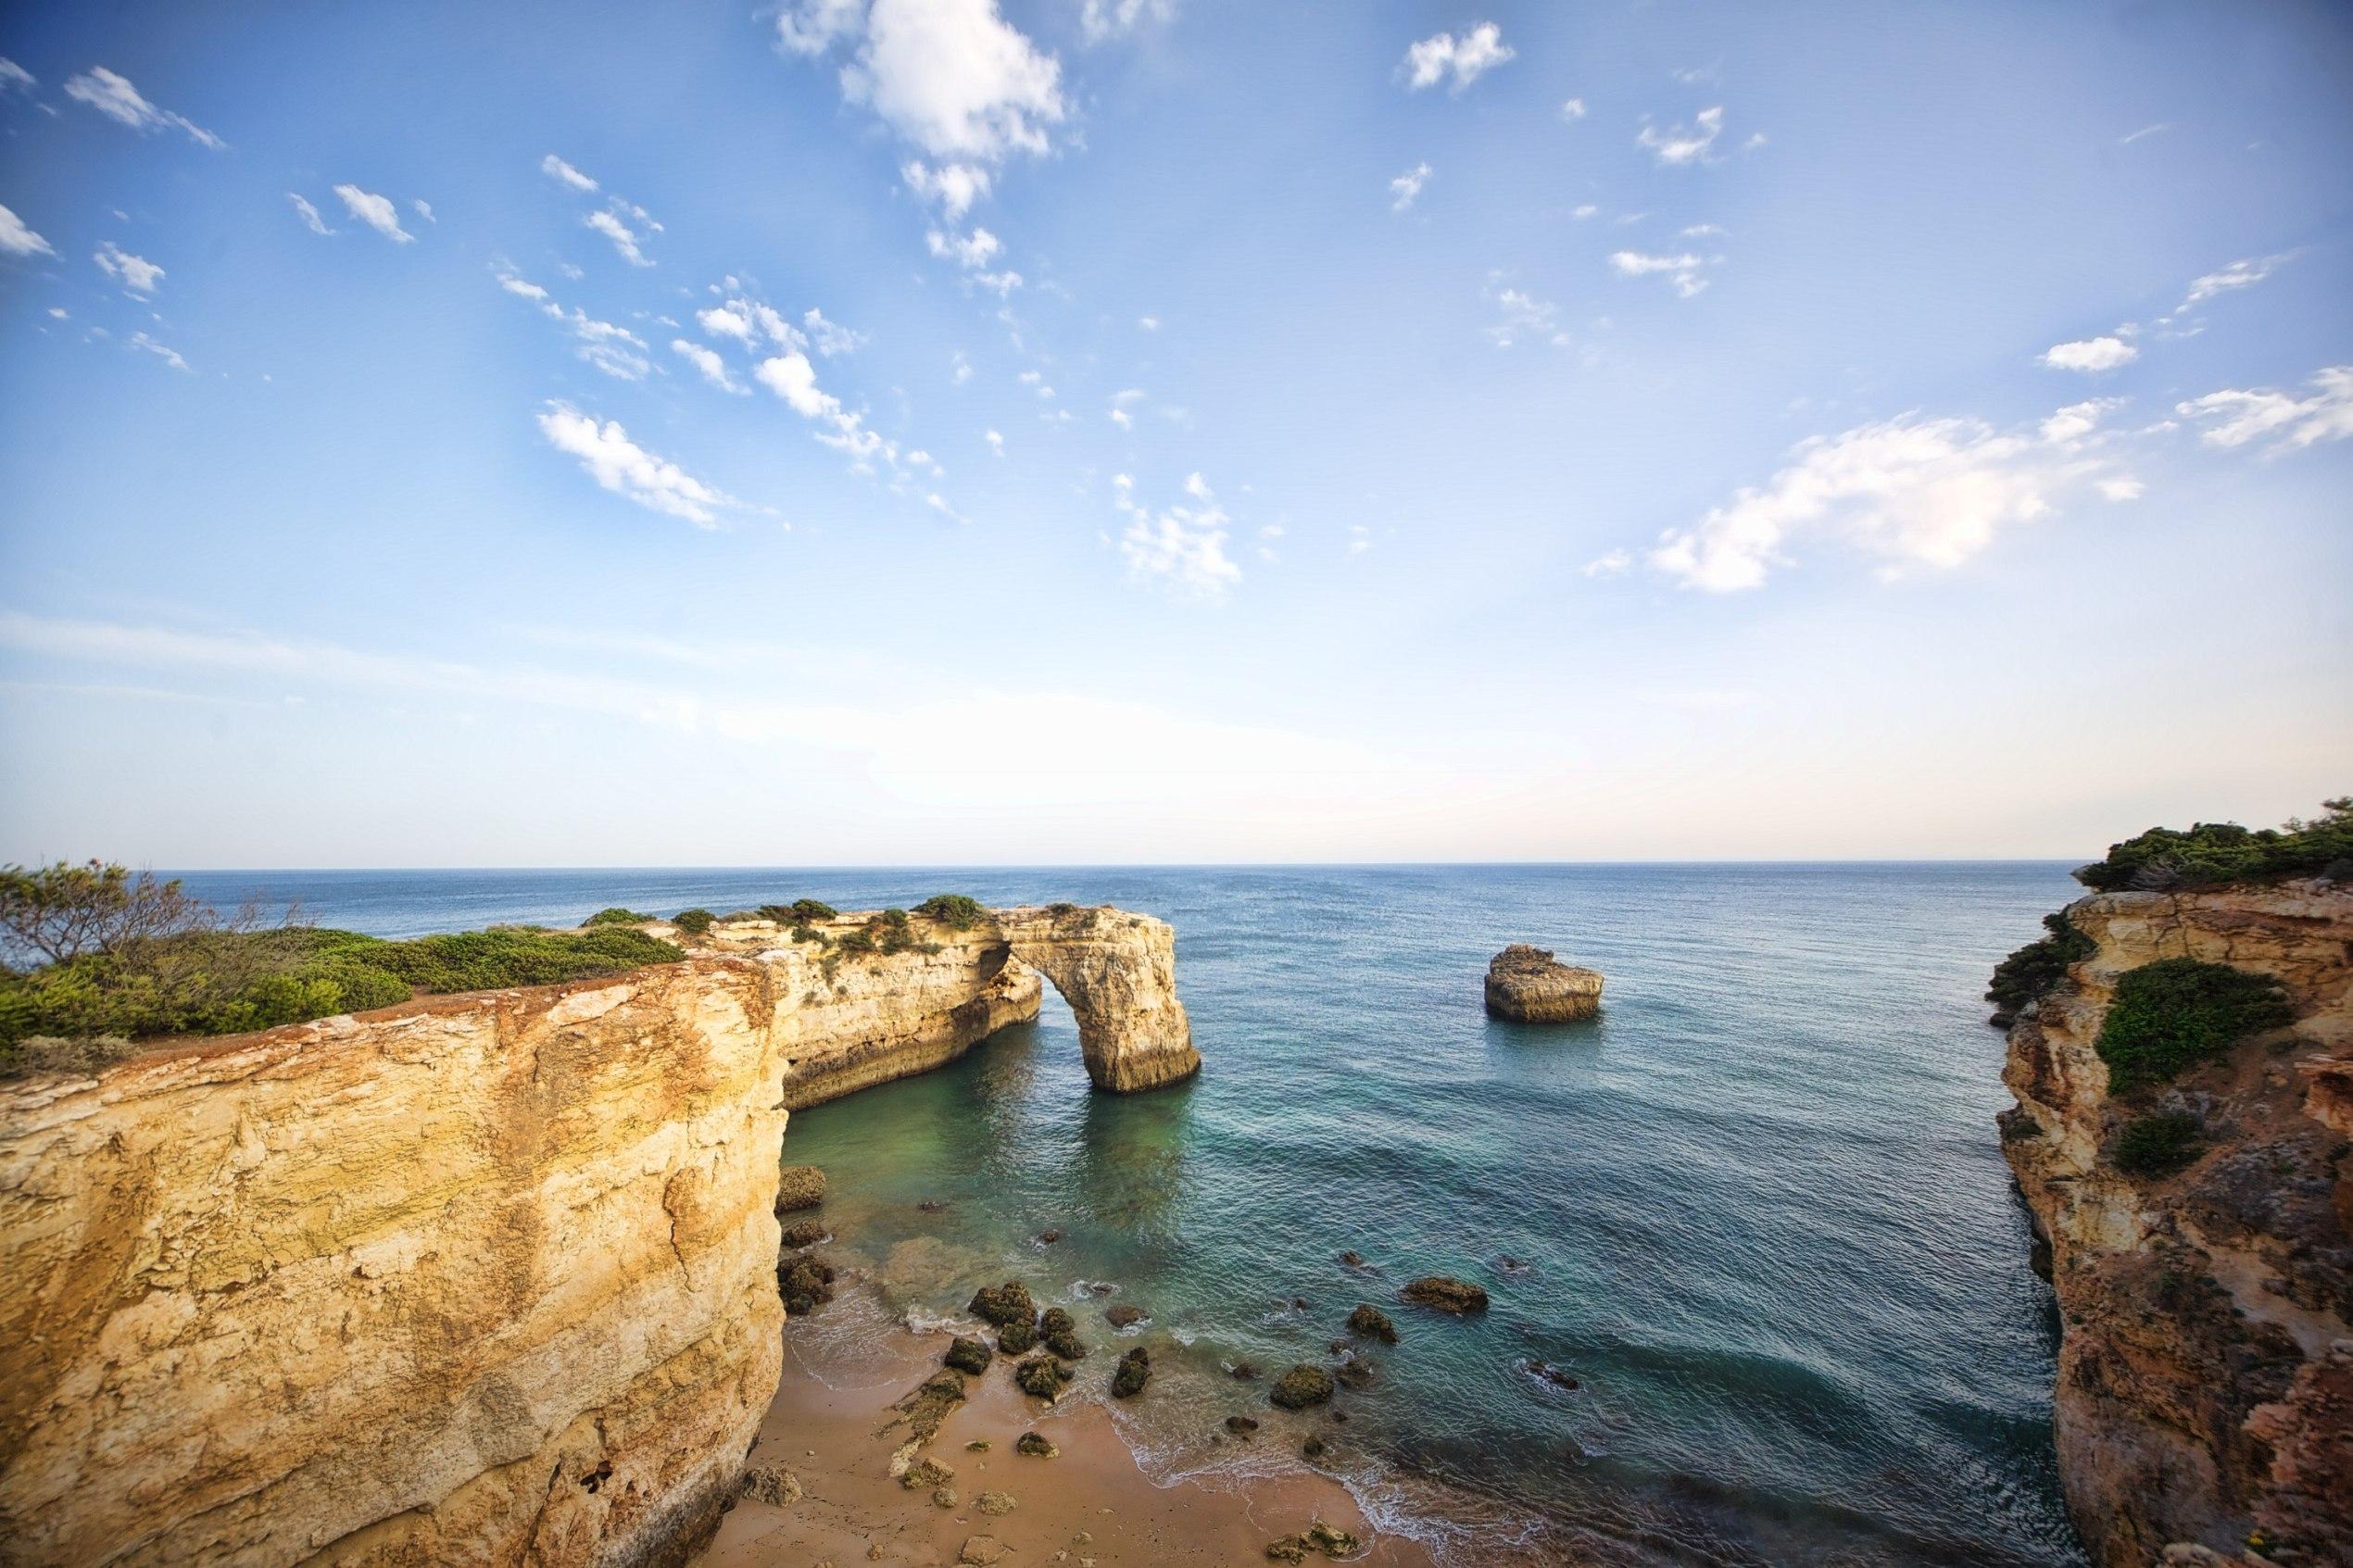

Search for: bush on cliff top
xmin=1986 ymin=911 xmax=2096 ymax=1021
xmin=2074 ymin=797 xmax=2352 ymax=892
xmin=1 ymin=862 xmax=684 ymax=1076
xmin=913 ymin=894 xmax=987 ymax=929
xmin=584 ymin=907 xmax=652 ymax=926
xmin=2095 ymin=958 xmax=2295 ymax=1089
xmin=2110 ymin=1112 xmax=2204 ymax=1177
xmin=671 ymin=908 xmax=716 ymax=936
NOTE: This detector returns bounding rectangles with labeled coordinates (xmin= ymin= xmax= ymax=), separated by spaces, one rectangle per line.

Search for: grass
xmin=2075 ymin=797 xmax=2351 ymax=892
xmin=2095 ymin=958 xmax=2295 ymax=1088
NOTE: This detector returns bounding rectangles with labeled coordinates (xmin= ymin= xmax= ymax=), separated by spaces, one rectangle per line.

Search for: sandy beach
xmin=700 ymin=1315 xmax=1439 ymax=1568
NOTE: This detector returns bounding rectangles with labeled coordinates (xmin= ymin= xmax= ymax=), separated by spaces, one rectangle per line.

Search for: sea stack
xmin=1484 ymin=945 xmax=1604 ymax=1022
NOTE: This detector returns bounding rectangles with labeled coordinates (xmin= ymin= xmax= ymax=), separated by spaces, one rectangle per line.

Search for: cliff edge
xmin=1998 ymin=882 xmax=2353 ymax=1568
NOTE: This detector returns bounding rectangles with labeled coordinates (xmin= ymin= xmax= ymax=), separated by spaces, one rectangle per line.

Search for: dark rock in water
xmin=1037 ymin=1228 xmax=1063 ymax=1244
xmin=1088 ymin=1281 xmax=1116 ymax=1296
xmin=778 ymin=1256 xmax=836 ymax=1315
xmin=1104 ymin=1304 xmax=1148 ymax=1330
xmin=779 ymin=1220 xmax=827 ymax=1250
xmin=996 ymin=1317 xmax=1038 ymax=1355
xmin=775 ymin=1164 xmax=826 ymax=1213
xmin=1014 ymin=1356 xmax=1072 ymax=1399
xmin=1483 ymin=945 xmax=1604 ymax=1022
xmin=1014 ymin=1430 xmax=1058 ymax=1458
xmin=1042 ymin=1321 xmax=1087 ymax=1361
xmin=1334 ymin=1358 xmax=1376 ymax=1390
xmin=1290 ymin=1296 xmax=1311 ymax=1311
xmin=1339 ymin=1250 xmax=1367 ymax=1269
xmin=1229 ymin=1361 xmax=1261 ymax=1381
xmin=1345 ymin=1304 xmax=1398 ymax=1344
xmin=969 ymin=1281 xmax=1037 ymax=1327
xmin=1040 ymin=1306 xmax=1076 ymax=1336
xmin=1522 ymin=1357 xmax=1579 ymax=1390
xmin=1301 ymin=1434 xmax=1327 ymax=1460
xmin=1111 ymin=1347 xmax=1152 ymax=1399
xmin=1331 ymin=1410 xmax=1348 ymax=1423
xmin=945 ymin=1336 xmax=994 ymax=1375
xmin=917 ymin=1199 xmax=949 ymax=1212
xmin=1402 ymin=1275 xmax=1489 ymax=1314
xmin=1225 ymin=1414 xmax=1259 ymax=1436
xmin=1496 ymin=1254 xmax=1530 ymax=1274
xmin=1269 ymin=1364 xmax=1335 ymax=1409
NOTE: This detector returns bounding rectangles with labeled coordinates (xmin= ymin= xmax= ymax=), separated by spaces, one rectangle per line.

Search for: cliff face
xmin=0 ymin=905 xmax=1192 ymax=1567
xmin=1998 ymin=883 xmax=2353 ymax=1568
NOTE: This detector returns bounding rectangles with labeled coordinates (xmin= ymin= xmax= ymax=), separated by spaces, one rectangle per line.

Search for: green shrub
xmin=2095 ymin=959 xmax=2296 ymax=1087
xmin=1046 ymin=901 xmax=1079 ymax=918
xmin=834 ymin=926 xmax=876 ymax=955
xmin=584 ymin=908 xmax=652 ymax=926
xmin=763 ymin=898 xmax=837 ymax=923
xmin=672 ymin=909 xmax=715 ymax=936
xmin=2076 ymin=797 xmax=2352 ymax=891
xmin=790 ymin=925 xmax=824 ymax=945
xmin=913 ymin=894 xmax=987 ymax=929
xmin=1987 ymin=911 xmax=2095 ymax=1020
xmin=2111 ymin=1112 xmax=2204 ymax=1177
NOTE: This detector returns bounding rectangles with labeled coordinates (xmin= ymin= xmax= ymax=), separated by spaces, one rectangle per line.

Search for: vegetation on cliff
xmin=671 ymin=908 xmax=715 ymax=935
xmin=2074 ymin=797 xmax=2352 ymax=891
xmin=914 ymin=894 xmax=988 ymax=929
xmin=1985 ymin=911 xmax=2096 ymax=1023
xmin=585 ymin=907 xmax=653 ymax=926
xmin=2094 ymin=957 xmax=2296 ymax=1088
xmin=1 ymin=860 xmax=683 ymax=1076
xmin=2109 ymin=1111 xmax=2204 ymax=1176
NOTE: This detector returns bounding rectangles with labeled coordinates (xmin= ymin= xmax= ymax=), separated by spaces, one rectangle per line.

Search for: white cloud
xmin=94 ymin=241 xmax=164 ymax=295
xmin=984 ymin=428 xmax=1004 ymax=455
xmin=2097 ymin=476 xmax=2145 ymax=501
xmin=0 ymin=202 xmax=55 ymax=257
xmin=63 ymin=66 xmax=223 ymax=149
xmin=2176 ymin=366 xmax=2353 ymax=453
xmin=411 ymin=199 xmax=435 ymax=224
xmin=2120 ymin=122 xmax=2170 ymax=145
xmin=1638 ymin=105 xmax=1724 ymax=166
xmin=1610 ymin=249 xmax=1713 ymax=297
xmin=1679 ymin=222 xmax=1727 ymax=238
xmin=1559 ymin=97 xmax=1587 ymax=120
xmin=1138 ymin=315 xmax=1160 ymax=332
xmin=673 ymin=338 xmax=747 ymax=394
xmin=758 ymin=351 xmax=836 ymax=418
xmin=1347 ymin=524 xmax=1372 ymax=555
xmin=926 ymin=225 xmax=1002 ymax=269
xmin=1107 ymin=387 xmax=1145 ymax=428
xmin=782 ymin=0 xmax=1067 ymax=163
xmin=1402 ymin=23 xmax=1515 ymax=93
xmin=334 ymin=184 xmax=414 ymax=244
xmin=497 ymin=265 xmax=651 ymax=379
xmin=2175 ymin=251 xmax=2296 ymax=315
xmin=1114 ymin=471 xmax=1240 ymax=596
xmin=901 ymin=158 xmax=991 ymax=220
xmin=2038 ymin=398 xmax=2120 ymax=445
xmin=541 ymin=154 xmax=600 ymax=193
xmin=286 ymin=193 xmax=334 ymax=235
xmin=1582 ymin=548 xmax=1633 ymax=578
xmin=1485 ymin=283 xmax=1568 ymax=348
xmin=1647 ymin=406 xmax=2134 ymax=592
xmin=1571 ymin=204 xmax=1598 ymax=220
xmin=1080 ymin=0 xmax=1175 ymax=42
xmin=0 ymin=58 xmax=36 ymax=94
xmin=127 ymin=332 xmax=189 ymax=372
xmin=536 ymin=402 xmax=736 ymax=525
xmin=803 ymin=307 xmax=868 ymax=357
xmin=585 ymin=206 xmax=653 ymax=266
xmin=2041 ymin=335 xmax=2137 ymax=373
xmin=1390 ymin=161 xmax=1432 ymax=212
xmin=952 ymin=349 xmax=974 ymax=383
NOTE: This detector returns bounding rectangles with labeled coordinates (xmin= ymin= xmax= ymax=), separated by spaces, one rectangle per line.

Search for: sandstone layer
xmin=0 ymin=904 xmax=1192 ymax=1567
xmin=1482 ymin=945 xmax=1604 ymax=1022
xmin=1998 ymin=883 xmax=2353 ymax=1568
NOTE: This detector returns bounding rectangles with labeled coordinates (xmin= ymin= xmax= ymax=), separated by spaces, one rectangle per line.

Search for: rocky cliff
xmin=1998 ymin=883 xmax=2353 ymax=1568
xmin=0 ymin=905 xmax=1192 ymax=1567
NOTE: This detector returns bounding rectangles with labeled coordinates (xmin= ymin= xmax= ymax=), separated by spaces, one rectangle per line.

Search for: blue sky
xmin=0 ymin=0 xmax=2347 ymax=866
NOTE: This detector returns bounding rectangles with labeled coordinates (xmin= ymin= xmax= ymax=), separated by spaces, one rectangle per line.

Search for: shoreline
xmin=700 ymin=1292 xmax=1450 ymax=1567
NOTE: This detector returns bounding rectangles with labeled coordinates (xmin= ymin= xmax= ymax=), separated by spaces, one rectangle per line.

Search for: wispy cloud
xmin=1637 ymin=106 xmax=1724 ymax=166
xmin=0 ymin=202 xmax=55 ymax=258
xmin=585 ymin=205 xmax=655 ymax=266
xmin=2119 ymin=122 xmax=2171 ymax=145
xmin=541 ymin=153 xmax=599 ymax=193
xmin=1114 ymin=471 xmax=1240 ymax=596
xmin=1559 ymin=97 xmax=1587 ymax=121
xmin=1401 ymin=23 xmax=1515 ymax=93
xmin=1080 ymin=0 xmax=1176 ymax=43
xmin=128 ymin=332 xmax=190 ymax=372
xmin=2041 ymin=334 xmax=2137 ymax=373
xmin=1485 ymin=282 xmax=1568 ymax=348
xmin=2174 ymin=251 xmax=2296 ymax=316
xmin=94 ymin=240 xmax=164 ymax=295
xmin=63 ymin=66 xmax=223 ymax=149
xmin=1390 ymin=161 xmax=1432 ymax=212
xmin=496 ymin=264 xmax=650 ymax=379
xmin=673 ymin=338 xmax=748 ymax=394
xmin=286 ymin=193 xmax=334 ymax=235
xmin=2177 ymin=366 xmax=2353 ymax=454
xmin=1610 ymin=248 xmax=1714 ymax=297
xmin=334 ymin=184 xmax=414 ymax=243
xmin=536 ymin=402 xmax=738 ymax=525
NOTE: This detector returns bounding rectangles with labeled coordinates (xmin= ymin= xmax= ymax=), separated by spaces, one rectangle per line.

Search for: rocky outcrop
xmin=1483 ymin=945 xmax=1604 ymax=1022
xmin=1998 ymin=882 xmax=2353 ymax=1568
xmin=0 ymin=904 xmax=1192 ymax=1567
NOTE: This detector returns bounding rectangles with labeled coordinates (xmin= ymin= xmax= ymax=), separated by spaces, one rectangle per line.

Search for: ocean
xmin=171 ymin=862 xmax=2088 ymax=1567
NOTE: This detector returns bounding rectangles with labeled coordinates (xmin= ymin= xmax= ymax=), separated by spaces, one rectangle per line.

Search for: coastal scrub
xmin=2095 ymin=958 xmax=2295 ymax=1088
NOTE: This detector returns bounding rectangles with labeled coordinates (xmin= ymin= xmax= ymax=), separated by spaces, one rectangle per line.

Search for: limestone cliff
xmin=1998 ymin=883 xmax=2353 ymax=1568
xmin=0 ymin=904 xmax=1192 ymax=1567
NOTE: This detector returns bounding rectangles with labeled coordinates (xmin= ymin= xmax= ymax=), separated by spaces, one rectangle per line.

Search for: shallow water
xmin=176 ymin=862 xmax=2086 ymax=1566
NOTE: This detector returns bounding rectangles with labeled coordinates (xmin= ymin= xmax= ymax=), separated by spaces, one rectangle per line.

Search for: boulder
xmin=1014 ymin=1431 xmax=1059 ymax=1458
xmin=775 ymin=1164 xmax=827 ymax=1212
xmin=1269 ymin=1364 xmax=1335 ymax=1410
xmin=997 ymin=1317 xmax=1038 ymax=1355
xmin=1345 ymin=1304 xmax=1398 ymax=1344
xmin=1014 ymin=1356 xmax=1072 ymax=1399
xmin=1104 ymin=1303 xmax=1148 ymax=1329
xmin=778 ymin=1257 xmax=836 ymax=1315
xmin=778 ymin=1220 xmax=827 ymax=1250
xmin=1226 ymin=1414 xmax=1260 ymax=1435
xmin=1402 ymin=1275 xmax=1488 ymax=1314
xmin=968 ymin=1281 xmax=1037 ymax=1328
xmin=900 ymin=1456 xmax=955 ymax=1491
xmin=1111 ymin=1346 xmax=1152 ymax=1398
xmin=1039 ymin=1308 xmax=1086 ymax=1361
xmin=740 ymin=1463 xmax=801 ymax=1506
xmin=944 ymin=1336 xmax=994 ymax=1376
xmin=1483 ymin=945 xmax=1604 ymax=1022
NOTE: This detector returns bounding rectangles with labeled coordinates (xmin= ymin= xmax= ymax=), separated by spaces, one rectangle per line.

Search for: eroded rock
xmin=1402 ymin=1275 xmax=1488 ymax=1314
xmin=776 ymin=1164 xmax=827 ymax=1212
xmin=1483 ymin=945 xmax=1604 ymax=1022
xmin=1269 ymin=1364 xmax=1334 ymax=1410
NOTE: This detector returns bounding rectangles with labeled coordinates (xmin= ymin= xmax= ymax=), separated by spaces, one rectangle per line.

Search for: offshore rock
xmin=1484 ymin=945 xmax=1604 ymax=1022
xmin=775 ymin=1162 xmax=827 ymax=1211
xmin=1998 ymin=881 xmax=2353 ymax=1568
xmin=1269 ymin=1364 xmax=1335 ymax=1410
xmin=1402 ymin=1275 xmax=1490 ymax=1314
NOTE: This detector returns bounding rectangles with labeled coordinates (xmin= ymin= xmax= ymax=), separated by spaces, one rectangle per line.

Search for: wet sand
xmin=700 ymin=1323 xmax=1436 ymax=1567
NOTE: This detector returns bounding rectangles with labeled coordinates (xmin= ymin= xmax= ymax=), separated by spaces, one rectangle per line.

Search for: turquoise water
xmin=176 ymin=863 xmax=2085 ymax=1566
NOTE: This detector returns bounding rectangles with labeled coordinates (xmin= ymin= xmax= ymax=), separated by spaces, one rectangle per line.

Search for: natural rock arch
xmin=990 ymin=907 xmax=1200 ymax=1093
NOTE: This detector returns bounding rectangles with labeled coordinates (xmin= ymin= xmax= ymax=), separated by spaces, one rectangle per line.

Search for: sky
xmin=0 ymin=0 xmax=2347 ymax=868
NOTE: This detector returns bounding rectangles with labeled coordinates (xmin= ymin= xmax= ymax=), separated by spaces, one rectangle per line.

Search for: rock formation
xmin=1483 ymin=945 xmax=1604 ymax=1022
xmin=0 ymin=903 xmax=1191 ymax=1567
xmin=1998 ymin=882 xmax=2352 ymax=1567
